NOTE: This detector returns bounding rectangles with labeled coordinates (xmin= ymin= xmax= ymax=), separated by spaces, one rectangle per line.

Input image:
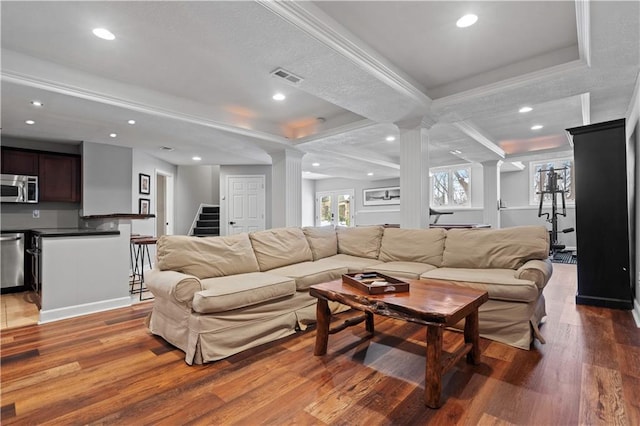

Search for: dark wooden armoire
xmin=567 ymin=118 xmax=634 ymax=309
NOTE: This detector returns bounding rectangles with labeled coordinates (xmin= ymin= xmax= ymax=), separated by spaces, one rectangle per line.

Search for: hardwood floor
xmin=1 ymin=264 xmax=639 ymax=424
xmin=0 ymin=292 xmax=39 ymax=330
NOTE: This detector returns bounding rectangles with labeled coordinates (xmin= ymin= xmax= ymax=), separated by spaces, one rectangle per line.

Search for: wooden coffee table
xmin=309 ymin=278 xmax=489 ymax=408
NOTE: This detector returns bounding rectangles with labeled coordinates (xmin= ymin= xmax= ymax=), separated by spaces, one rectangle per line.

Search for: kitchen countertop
xmin=31 ymin=228 xmax=120 ymax=237
xmin=80 ymin=213 xmax=155 ymax=220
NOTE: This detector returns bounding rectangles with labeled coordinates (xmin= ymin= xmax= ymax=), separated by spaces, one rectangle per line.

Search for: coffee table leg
xmin=464 ymin=309 xmax=480 ymax=364
xmin=425 ymin=325 xmax=443 ymax=408
xmin=314 ymin=298 xmax=331 ymax=356
xmin=365 ymin=311 xmax=374 ymax=334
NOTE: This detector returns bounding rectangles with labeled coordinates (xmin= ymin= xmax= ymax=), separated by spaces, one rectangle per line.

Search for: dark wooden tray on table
xmin=342 ymin=272 xmax=409 ymax=294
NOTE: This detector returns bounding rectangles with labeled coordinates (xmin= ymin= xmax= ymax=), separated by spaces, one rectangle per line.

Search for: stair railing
xmin=188 ymin=203 xmax=217 ymax=236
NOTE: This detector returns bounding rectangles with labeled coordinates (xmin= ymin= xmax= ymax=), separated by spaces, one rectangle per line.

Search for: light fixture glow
xmin=531 ymin=125 xmax=543 ymax=130
xmin=109 ymin=133 xmax=117 ymax=138
xmin=456 ymin=14 xmax=478 ymax=28
xmin=25 ymin=120 xmax=35 ymax=125
xmin=31 ymin=101 xmax=43 ymax=107
xmin=272 ymin=93 xmax=286 ymax=101
xmin=127 ymin=119 xmax=136 ymax=125
xmin=519 ymin=106 xmax=533 ymax=113
xmin=386 ymin=136 xmax=396 ymax=142
xmin=312 ymin=162 xmax=320 ymax=167
xmin=92 ymin=28 xmax=115 ymax=41
xmin=192 ymin=156 xmax=202 ymax=161
xmin=367 ymin=172 xmax=374 ymax=176
xmin=450 ymin=149 xmax=462 ymax=155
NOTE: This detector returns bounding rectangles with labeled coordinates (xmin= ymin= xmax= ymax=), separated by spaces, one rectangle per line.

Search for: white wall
xmin=315 ymin=177 xmax=401 ymax=226
xmin=82 ymin=142 xmax=132 ymax=217
xmin=219 ymin=165 xmax=272 ymax=234
xmin=175 ymin=165 xmax=220 ymax=235
xmin=130 ymin=150 xmax=177 ymax=240
xmin=301 ymin=178 xmax=315 ymax=227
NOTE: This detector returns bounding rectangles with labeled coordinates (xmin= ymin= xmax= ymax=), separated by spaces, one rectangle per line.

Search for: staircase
xmin=190 ymin=205 xmax=220 ymax=237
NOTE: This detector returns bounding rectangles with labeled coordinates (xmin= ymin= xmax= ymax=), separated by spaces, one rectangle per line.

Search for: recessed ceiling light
xmin=386 ymin=136 xmax=396 ymax=142
xmin=312 ymin=162 xmax=320 ymax=167
xmin=519 ymin=106 xmax=533 ymax=113
xmin=92 ymin=28 xmax=115 ymax=41
xmin=531 ymin=125 xmax=543 ymax=130
xmin=272 ymin=93 xmax=286 ymax=101
xmin=109 ymin=133 xmax=117 ymax=138
xmin=25 ymin=120 xmax=35 ymax=125
xmin=367 ymin=172 xmax=374 ymax=176
xmin=31 ymin=100 xmax=43 ymax=107
xmin=450 ymin=149 xmax=462 ymax=155
xmin=127 ymin=119 xmax=136 ymax=125
xmin=192 ymin=156 xmax=202 ymax=161
xmin=456 ymin=14 xmax=478 ymax=28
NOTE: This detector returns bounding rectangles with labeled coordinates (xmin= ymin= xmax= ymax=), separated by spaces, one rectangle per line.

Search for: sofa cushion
xmin=364 ymin=261 xmax=438 ymax=280
xmin=314 ymin=254 xmax=383 ymax=274
xmin=249 ymin=227 xmax=313 ymax=271
xmin=378 ymin=227 xmax=446 ymax=266
xmin=192 ymin=272 xmax=296 ymax=314
xmin=302 ymin=226 xmax=338 ymax=260
xmin=336 ymin=226 xmax=384 ymax=259
xmin=421 ymin=268 xmax=539 ymax=302
xmin=269 ymin=261 xmax=348 ymax=291
xmin=156 ymin=233 xmax=260 ymax=279
xmin=442 ymin=226 xmax=549 ymax=270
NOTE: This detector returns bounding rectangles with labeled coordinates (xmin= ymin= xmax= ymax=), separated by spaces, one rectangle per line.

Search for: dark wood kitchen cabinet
xmin=1 ymin=148 xmax=39 ymax=175
xmin=38 ymin=153 xmax=81 ymax=202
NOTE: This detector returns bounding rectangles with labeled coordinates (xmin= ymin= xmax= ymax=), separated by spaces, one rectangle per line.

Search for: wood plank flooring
xmin=1 ymin=264 xmax=639 ymax=424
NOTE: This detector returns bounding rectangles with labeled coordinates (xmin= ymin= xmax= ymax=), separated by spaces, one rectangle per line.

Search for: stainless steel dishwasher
xmin=1 ymin=232 xmax=25 ymax=290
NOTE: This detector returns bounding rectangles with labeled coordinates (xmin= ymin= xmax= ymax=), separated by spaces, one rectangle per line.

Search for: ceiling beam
xmin=452 ymin=121 xmax=506 ymax=158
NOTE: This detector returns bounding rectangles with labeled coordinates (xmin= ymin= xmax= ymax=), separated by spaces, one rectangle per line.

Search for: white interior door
xmin=227 ymin=175 xmax=265 ymax=234
xmin=316 ymin=189 xmax=354 ymax=227
xmin=155 ymin=170 xmax=174 ymax=236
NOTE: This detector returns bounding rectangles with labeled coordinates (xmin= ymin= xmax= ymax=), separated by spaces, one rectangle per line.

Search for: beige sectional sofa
xmin=146 ymin=225 xmax=552 ymax=365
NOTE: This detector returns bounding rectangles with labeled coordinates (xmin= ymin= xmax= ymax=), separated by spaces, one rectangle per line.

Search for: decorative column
xmin=399 ymin=120 xmax=431 ymax=229
xmin=270 ymin=148 xmax=304 ymax=228
xmin=481 ymin=160 xmax=502 ymax=228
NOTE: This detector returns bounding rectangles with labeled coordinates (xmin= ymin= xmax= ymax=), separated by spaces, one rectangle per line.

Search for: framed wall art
xmin=139 ymin=173 xmax=150 ymax=195
xmin=363 ymin=186 xmax=401 ymax=206
xmin=138 ymin=198 xmax=150 ymax=215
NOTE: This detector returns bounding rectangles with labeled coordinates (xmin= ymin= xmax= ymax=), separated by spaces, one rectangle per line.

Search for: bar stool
xmin=129 ymin=234 xmax=152 ymax=287
xmin=131 ymin=236 xmax=156 ymax=301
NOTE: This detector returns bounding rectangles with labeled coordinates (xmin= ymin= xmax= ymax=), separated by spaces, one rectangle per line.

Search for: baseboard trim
xmin=633 ymin=299 xmax=640 ymax=328
xmin=39 ymin=297 xmax=132 ymax=324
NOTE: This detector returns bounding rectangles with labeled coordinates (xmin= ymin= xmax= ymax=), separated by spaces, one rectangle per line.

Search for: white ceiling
xmin=1 ymin=1 xmax=638 ymax=180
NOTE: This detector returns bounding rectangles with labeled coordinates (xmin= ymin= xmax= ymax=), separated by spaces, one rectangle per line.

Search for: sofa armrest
xmin=515 ymin=259 xmax=553 ymax=290
xmin=145 ymin=267 xmax=202 ymax=308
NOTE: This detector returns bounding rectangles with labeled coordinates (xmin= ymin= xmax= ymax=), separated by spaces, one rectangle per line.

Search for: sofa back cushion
xmin=442 ymin=226 xmax=549 ymax=269
xmin=156 ymin=233 xmax=260 ymax=279
xmin=336 ymin=225 xmax=384 ymax=259
xmin=302 ymin=226 xmax=338 ymax=260
xmin=378 ymin=227 xmax=446 ymax=266
xmin=249 ymin=227 xmax=313 ymax=271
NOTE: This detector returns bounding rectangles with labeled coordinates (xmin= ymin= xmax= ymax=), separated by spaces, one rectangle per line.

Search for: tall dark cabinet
xmin=567 ymin=118 xmax=634 ymax=309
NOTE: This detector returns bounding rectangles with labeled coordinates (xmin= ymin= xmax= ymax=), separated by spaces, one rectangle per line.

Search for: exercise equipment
xmin=429 ymin=207 xmax=453 ymax=224
xmin=536 ymin=167 xmax=575 ymax=257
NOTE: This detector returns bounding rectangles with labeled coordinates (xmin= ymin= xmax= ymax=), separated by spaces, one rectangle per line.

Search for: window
xmin=430 ymin=166 xmax=471 ymax=207
xmin=530 ymin=158 xmax=575 ymax=205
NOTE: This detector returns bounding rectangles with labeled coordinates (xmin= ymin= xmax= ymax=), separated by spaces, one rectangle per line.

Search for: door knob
xmin=229 ymin=221 xmax=236 ymax=225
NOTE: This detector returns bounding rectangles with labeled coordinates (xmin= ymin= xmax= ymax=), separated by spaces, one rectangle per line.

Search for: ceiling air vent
xmin=160 ymin=146 xmax=174 ymax=152
xmin=270 ymin=68 xmax=304 ymax=85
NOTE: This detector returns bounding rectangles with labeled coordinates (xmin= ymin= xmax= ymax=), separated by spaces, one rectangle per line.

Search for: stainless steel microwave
xmin=0 ymin=174 xmax=38 ymax=203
